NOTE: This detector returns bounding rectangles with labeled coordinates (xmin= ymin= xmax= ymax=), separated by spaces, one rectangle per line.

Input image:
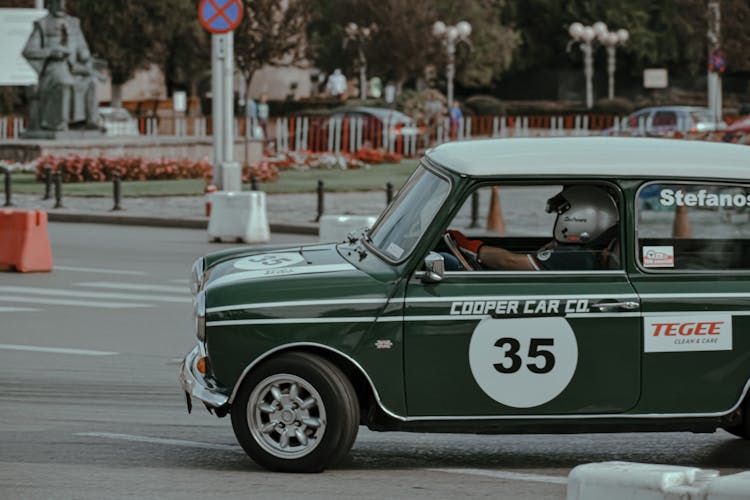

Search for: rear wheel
xmin=231 ymin=352 xmax=359 ymax=472
xmin=723 ymin=396 xmax=749 ymax=439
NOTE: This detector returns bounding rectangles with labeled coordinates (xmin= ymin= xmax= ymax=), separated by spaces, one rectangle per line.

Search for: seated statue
xmin=22 ymin=0 xmax=100 ymax=132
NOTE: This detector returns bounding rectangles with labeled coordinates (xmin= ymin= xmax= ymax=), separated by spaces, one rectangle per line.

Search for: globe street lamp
xmin=433 ymin=20 xmax=472 ymax=107
xmin=344 ymin=22 xmax=377 ymax=100
xmin=568 ymin=22 xmax=596 ymax=109
xmin=594 ymin=22 xmax=629 ymax=100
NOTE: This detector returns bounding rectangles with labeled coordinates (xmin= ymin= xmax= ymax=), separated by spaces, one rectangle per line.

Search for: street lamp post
xmin=593 ymin=22 xmax=629 ymax=100
xmin=569 ymin=21 xmax=629 ymax=107
xmin=568 ymin=22 xmax=596 ymax=109
xmin=432 ymin=20 xmax=472 ymax=107
xmin=344 ymin=22 xmax=377 ymax=100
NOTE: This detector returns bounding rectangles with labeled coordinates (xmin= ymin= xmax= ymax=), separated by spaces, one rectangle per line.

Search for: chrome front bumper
xmin=179 ymin=344 xmax=229 ymax=411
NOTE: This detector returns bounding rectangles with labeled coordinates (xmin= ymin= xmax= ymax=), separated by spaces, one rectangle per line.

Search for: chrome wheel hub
xmin=247 ymin=374 xmax=327 ymax=459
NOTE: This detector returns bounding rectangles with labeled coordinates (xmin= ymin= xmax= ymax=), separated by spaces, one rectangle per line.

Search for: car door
xmin=402 ymin=183 xmax=642 ymax=418
xmin=628 ymin=180 xmax=750 ymax=415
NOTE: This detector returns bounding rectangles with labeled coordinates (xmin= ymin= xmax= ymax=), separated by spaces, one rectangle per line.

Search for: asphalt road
xmin=1 ymin=223 xmax=749 ymax=499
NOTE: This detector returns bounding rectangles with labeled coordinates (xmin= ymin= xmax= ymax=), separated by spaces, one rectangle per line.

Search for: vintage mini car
xmin=180 ymin=137 xmax=750 ymax=472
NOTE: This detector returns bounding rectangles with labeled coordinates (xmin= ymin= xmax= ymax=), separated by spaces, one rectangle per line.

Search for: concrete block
xmin=567 ymin=461 xmax=719 ymax=500
xmin=705 ymin=471 xmax=750 ymax=500
xmin=207 ymin=191 xmax=270 ymax=244
xmin=319 ymin=214 xmax=377 ymax=242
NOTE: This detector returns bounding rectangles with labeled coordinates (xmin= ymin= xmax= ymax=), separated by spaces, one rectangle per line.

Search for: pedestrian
xmin=257 ymin=94 xmax=269 ymax=139
xmin=449 ymin=100 xmax=463 ymax=139
xmin=326 ymin=69 xmax=347 ymax=99
xmin=245 ymin=97 xmax=258 ymax=137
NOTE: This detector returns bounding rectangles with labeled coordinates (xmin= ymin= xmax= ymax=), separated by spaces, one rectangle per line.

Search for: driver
xmin=447 ymin=185 xmax=619 ymax=271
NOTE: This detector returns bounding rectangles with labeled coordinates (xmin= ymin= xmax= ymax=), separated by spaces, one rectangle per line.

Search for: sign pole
xmin=222 ymin=31 xmax=234 ymax=165
xmin=211 ymin=34 xmax=224 ymax=188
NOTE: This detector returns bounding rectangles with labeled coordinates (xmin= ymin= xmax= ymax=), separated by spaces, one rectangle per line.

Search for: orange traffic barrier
xmin=0 ymin=210 xmax=53 ymax=272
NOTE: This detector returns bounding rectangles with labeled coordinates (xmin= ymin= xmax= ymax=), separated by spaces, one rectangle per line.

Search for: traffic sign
xmin=199 ymin=0 xmax=243 ymax=34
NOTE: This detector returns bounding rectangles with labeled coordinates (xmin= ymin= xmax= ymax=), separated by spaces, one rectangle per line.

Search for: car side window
xmin=652 ymin=111 xmax=677 ymax=127
xmin=439 ymin=184 xmax=622 ymax=272
xmin=637 ymin=182 xmax=750 ymax=271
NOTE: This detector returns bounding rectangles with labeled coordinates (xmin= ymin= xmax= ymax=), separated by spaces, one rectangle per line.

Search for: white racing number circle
xmin=469 ymin=317 xmax=578 ymax=408
xmin=233 ymin=252 xmax=305 ymax=270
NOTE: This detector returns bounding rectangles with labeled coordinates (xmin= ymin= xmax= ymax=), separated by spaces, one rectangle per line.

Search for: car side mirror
xmin=422 ymin=252 xmax=445 ymax=283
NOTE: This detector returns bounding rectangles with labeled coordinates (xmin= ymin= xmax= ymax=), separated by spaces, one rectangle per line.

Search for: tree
xmin=308 ymin=0 xmax=517 ymax=94
xmin=156 ymin=0 xmax=210 ymax=98
xmin=68 ymin=0 xmax=171 ymax=107
xmin=434 ymin=0 xmax=518 ymax=89
xmin=233 ymin=0 xmax=310 ymax=102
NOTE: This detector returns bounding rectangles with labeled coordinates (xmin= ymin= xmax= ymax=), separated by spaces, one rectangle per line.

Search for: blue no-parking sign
xmin=198 ymin=0 xmax=243 ymax=34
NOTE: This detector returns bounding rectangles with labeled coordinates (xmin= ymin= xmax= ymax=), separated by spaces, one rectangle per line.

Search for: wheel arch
xmin=228 ymin=342 xmax=399 ymax=423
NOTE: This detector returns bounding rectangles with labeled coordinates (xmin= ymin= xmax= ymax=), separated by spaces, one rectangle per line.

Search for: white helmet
xmin=546 ymin=186 xmax=618 ymax=244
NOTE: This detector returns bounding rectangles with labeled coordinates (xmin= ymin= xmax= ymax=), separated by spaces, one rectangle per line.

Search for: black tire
xmin=231 ymin=351 xmax=359 ymax=472
xmin=724 ymin=396 xmax=750 ymax=439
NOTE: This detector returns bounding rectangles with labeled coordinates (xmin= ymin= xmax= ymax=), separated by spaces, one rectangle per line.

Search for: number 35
xmin=493 ymin=338 xmax=556 ymax=374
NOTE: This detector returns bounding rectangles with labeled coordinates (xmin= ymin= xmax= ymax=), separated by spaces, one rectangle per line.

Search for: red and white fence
xmin=2 ymin=113 xmax=626 ymax=158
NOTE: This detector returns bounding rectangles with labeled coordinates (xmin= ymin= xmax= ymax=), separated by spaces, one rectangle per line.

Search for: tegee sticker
xmin=644 ymin=314 xmax=732 ymax=353
xmin=233 ymin=252 xmax=305 ymax=270
xmin=468 ymin=316 xmax=578 ymax=408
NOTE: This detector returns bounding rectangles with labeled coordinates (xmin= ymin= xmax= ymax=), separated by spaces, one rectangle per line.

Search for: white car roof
xmin=425 ymin=137 xmax=750 ymax=181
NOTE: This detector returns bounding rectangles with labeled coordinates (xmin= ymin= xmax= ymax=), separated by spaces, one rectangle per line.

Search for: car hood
xmin=204 ymin=244 xmax=355 ymax=291
xmin=202 ymin=243 xmax=395 ymax=320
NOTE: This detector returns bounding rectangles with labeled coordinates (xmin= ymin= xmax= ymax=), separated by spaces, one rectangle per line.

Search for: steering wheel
xmin=442 ymin=232 xmax=478 ymax=271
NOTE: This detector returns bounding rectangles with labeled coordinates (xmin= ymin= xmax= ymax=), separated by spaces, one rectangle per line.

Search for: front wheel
xmin=231 ymin=352 xmax=359 ymax=472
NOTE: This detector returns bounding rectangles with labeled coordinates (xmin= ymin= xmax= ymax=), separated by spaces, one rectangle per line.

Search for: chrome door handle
xmin=592 ymin=301 xmax=639 ymax=311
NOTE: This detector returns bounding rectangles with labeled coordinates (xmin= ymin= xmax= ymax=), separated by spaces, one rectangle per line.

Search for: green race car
xmin=180 ymin=137 xmax=750 ymax=472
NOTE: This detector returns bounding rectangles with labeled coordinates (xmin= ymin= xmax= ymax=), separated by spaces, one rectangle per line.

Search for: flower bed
xmin=28 ymin=148 xmax=401 ymax=185
xmin=35 ymin=155 xmax=213 ymax=183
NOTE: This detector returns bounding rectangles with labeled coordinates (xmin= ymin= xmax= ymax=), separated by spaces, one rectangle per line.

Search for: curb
xmin=46 ymin=211 xmax=319 ymax=235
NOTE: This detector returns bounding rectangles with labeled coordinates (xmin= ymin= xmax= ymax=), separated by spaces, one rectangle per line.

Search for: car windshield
xmin=368 ymin=165 xmax=450 ymax=261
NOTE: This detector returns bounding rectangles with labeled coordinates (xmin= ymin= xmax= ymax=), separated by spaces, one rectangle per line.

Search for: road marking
xmin=54 ymin=265 xmax=147 ymax=276
xmin=0 ymin=295 xmax=151 ymax=309
xmin=0 ymin=306 xmax=39 ymax=312
xmin=0 ymin=286 xmax=190 ymax=304
xmin=0 ymin=344 xmax=118 ymax=356
xmin=75 ymin=282 xmax=188 ymax=294
xmin=75 ymin=432 xmax=239 ymax=451
xmin=427 ymin=468 xmax=567 ymax=485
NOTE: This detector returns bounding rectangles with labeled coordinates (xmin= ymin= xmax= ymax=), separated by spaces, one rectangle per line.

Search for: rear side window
xmin=636 ymin=182 xmax=750 ymax=271
xmin=652 ymin=111 xmax=677 ymax=127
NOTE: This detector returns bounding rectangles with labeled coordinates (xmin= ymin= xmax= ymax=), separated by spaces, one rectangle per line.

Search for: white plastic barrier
xmin=705 ymin=471 xmax=750 ymax=500
xmin=567 ymin=462 xmax=750 ymax=500
xmin=207 ymin=191 xmax=270 ymax=244
xmin=319 ymin=215 xmax=377 ymax=242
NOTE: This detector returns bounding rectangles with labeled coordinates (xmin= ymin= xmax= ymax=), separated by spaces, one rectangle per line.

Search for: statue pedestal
xmin=0 ymin=136 xmax=264 ymax=166
xmin=20 ymin=129 xmax=106 ymax=140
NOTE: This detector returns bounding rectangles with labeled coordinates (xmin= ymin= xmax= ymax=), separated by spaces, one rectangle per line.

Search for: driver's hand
xmin=447 ymin=230 xmax=483 ymax=253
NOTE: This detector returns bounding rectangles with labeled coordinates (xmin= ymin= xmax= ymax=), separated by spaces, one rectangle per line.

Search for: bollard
xmin=469 ymin=191 xmax=479 ymax=228
xmin=43 ymin=166 xmax=52 ymax=200
xmin=386 ymin=182 xmax=393 ymax=205
xmin=111 ymin=172 xmax=122 ymax=211
xmin=3 ymin=168 xmax=12 ymax=207
xmin=315 ymin=180 xmax=325 ymax=222
xmin=53 ymin=171 xmax=63 ymax=209
xmin=250 ymin=174 xmax=258 ymax=191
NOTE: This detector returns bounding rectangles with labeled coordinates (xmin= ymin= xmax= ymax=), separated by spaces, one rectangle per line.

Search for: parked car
xmin=99 ymin=107 xmax=139 ymax=136
xmin=329 ymin=106 xmax=421 ymax=137
xmin=181 ymin=137 xmax=750 ymax=472
xmin=725 ymin=115 xmax=750 ymax=133
xmin=604 ymin=106 xmax=727 ymax=136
